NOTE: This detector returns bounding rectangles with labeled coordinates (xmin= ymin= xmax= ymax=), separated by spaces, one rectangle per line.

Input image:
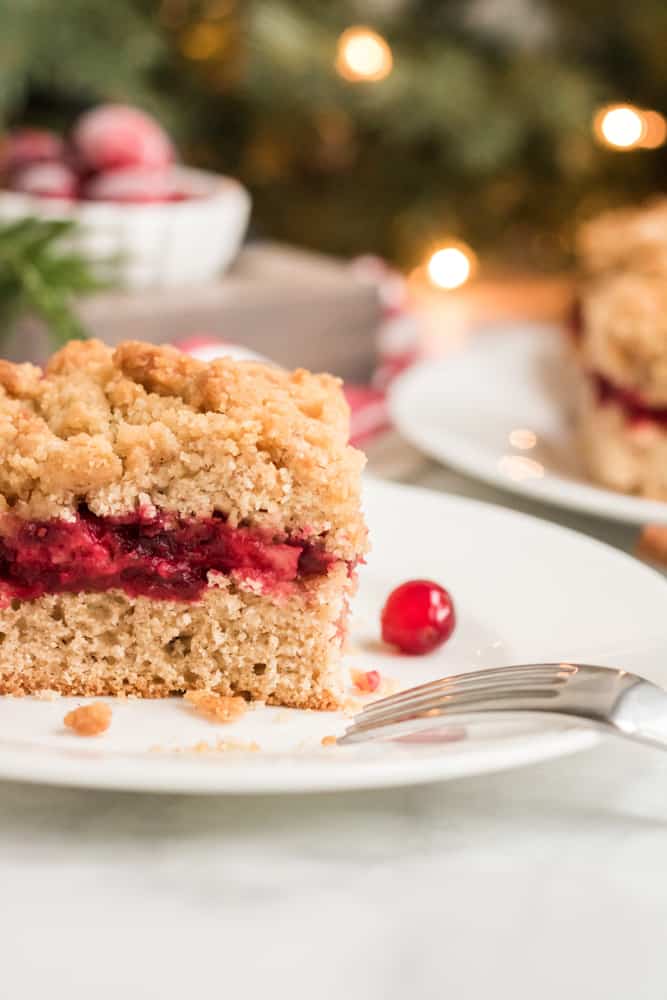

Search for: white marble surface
xmin=2 ymin=440 xmax=666 ymax=1000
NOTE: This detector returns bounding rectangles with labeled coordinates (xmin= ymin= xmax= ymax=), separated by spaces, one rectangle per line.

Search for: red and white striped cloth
xmin=174 ymin=256 xmax=423 ymax=448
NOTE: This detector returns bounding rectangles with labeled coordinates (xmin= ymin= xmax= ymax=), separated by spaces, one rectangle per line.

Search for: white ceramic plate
xmin=0 ymin=477 xmax=664 ymax=795
xmin=389 ymin=324 xmax=667 ymax=525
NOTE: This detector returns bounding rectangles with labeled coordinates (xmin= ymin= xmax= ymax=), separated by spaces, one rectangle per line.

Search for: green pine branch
xmin=0 ymin=217 xmax=104 ymax=349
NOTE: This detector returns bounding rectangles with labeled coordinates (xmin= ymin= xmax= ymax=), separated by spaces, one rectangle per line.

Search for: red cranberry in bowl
xmin=10 ymin=162 xmax=78 ymax=200
xmin=0 ymin=128 xmax=65 ymax=178
xmin=72 ymin=104 xmax=174 ymax=172
xmin=82 ymin=166 xmax=184 ymax=204
xmin=381 ymin=579 xmax=456 ymax=655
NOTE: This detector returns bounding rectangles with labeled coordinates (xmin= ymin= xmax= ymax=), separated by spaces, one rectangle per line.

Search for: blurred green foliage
xmin=0 ymin=218 xmax=101 ymax=347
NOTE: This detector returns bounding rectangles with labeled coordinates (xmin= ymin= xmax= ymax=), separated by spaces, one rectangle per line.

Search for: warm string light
xmin=426 ymin=243 xmax=476 ymax=290
xmin=596 ymin=105 xmax=643 ymax=148
xmin=336 ymin=26 xmax=393 ymax=82
xmin=594 ymin=104 xmax=667 ymax=150
xmin=640 ymin=110 xmax=667 ymax=149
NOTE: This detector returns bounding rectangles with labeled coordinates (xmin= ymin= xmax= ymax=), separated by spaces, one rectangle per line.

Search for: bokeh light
xmin=594 ymin=105 xmax=645 ymax=149
xmin=426 ymin=244 xmax=475 ymax=290
xmin=181 ymin=22 xmax=226 ymax=60
xmin=336 ymin=27 xmax=393 ymax=82
xmin=639 ymin=110 xmax=667 ymax=149
xmin=498 ymin=455 xmax=545 ymax=481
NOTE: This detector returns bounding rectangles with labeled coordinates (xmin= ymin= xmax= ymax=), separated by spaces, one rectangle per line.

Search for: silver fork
xmin=338 ymin=663 xmax=667 ymax=750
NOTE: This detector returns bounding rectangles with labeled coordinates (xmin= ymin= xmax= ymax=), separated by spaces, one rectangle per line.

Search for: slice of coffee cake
xmin=573 ymin=199 xmax=667 ymax=500
xmin=0 ymin=340 xmax=368 ymax=708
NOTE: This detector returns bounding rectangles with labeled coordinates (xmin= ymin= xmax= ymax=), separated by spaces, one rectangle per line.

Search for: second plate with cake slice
xmin=389 ymin=324 xmax=667 ymax=525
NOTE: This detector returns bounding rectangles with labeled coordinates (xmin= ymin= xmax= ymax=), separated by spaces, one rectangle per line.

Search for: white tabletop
xmin=2 ymin=438 xmax=665 ymax=1000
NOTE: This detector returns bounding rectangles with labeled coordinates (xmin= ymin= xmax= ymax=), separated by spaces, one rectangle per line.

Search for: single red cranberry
xmin=82 ymin=165 xmax=180 ymax=203
xmin=72 ymin=104 xmax=174 ymax=172
xmin=0 ymin=128 xmax=65 ymax=178
xmin=381 ymin=579 xmax=456 ymax=655
xmin=10 ymin=162 xmax=78 ymax=199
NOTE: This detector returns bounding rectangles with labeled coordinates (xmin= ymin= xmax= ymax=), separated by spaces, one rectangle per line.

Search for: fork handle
xmin=342 ymin=677 xmax=667 ymax=750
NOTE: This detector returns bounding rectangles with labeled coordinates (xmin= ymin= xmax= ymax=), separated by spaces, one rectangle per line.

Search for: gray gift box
xmin=3 ymin=242 xmax=380 ymax=381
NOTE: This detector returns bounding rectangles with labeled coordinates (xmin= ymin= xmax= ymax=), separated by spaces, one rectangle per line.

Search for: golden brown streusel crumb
xmin=637 ymin=525 xmax=667 ymax=566
xmin=0 ymin=359 xmax=42 ymax=398
xmin=63 ymin=702 xmax=112 ymax=737
xmin=350 ymin=668 xmax=381 ymax=693
xmin=577 ymin=197 xmax=667 ymax=277
xmin=184 ymin=690 xmax=248 ymax=723
xmin=0 ymin=338 xmax=367 ymax=560
xmin=321 ymin=734 xmax=337 ymax=746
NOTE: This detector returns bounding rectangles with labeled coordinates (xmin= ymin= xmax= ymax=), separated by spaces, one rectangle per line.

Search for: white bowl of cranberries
xmin=0 ymin=105 xmax=251 ymax=289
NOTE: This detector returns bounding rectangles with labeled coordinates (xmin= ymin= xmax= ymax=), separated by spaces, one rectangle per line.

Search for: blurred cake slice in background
xmin=573 ymin=198 xmax=667 ymax=500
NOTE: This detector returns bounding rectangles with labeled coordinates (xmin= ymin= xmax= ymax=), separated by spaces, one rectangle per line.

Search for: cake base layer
xmin=0 ymin=567 xmax=352 ymax=709
xmin=578 ymin=382 xmax=667 ymax=500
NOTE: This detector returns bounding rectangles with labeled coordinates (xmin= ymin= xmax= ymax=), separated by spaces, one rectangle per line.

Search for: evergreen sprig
xmin=0 ymin=217 xmax=102 ymax=349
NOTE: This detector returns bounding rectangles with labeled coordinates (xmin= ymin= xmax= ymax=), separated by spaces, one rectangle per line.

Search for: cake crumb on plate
xmin=152 ymin=738 xmax=261 ymax=754
xmin=351 ymin=668 xmax=381 ymax=693
xmin=184 ymin=690 xmax=247 ymax=723
xmin=64 ymin=702 xmax=112 ymax=737
xmin=637 ymin=525 xmax=667 ymax=566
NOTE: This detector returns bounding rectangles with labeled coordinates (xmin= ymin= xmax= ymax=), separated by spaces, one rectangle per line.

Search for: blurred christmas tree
xmin=2 ymin=0 xmax=667 ymax=270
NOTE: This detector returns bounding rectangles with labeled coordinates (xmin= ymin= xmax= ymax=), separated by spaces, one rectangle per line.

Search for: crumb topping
xmin=576 ymin=197 xmax=667 ymax=277
xmin=63 ymin=701 xmax=112 ymax=736
xmin=0 ymin=339 xmax=367 ymax=560
xmin=579 ymin=273 xmax=667 ymax=403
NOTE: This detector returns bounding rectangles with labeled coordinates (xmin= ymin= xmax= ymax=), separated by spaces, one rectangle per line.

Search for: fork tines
xmin=358 ymin=663 xmax=578 ymax=722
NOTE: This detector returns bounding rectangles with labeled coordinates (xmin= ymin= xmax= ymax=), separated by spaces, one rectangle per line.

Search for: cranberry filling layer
xmin=592 ymin=373 xmax=667 ymax=428
xmin=0 ymin=507 xmax=336 ymax=605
